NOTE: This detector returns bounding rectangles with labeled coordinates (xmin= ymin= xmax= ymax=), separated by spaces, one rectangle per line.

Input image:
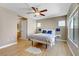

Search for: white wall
xmin=27 ymin=18 xmax=36 ymax=36
xmin=0 ymin=7 xmax=18 ymax=47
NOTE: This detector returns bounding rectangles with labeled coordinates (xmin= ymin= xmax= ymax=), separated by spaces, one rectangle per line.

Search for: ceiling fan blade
xmin=40 ymin=13 xmax=45 ymax=16
xmin=40 ymin=9 xmax=47 ymax=12
xmin=32 ymin=7 xmax=36 ymax=12
xmin=36 ymin=8 xmax=39 ymax=11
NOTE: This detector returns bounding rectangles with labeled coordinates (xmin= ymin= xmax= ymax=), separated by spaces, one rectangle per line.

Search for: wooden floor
xmin=0 ymin=39 xmax=72 ymax=56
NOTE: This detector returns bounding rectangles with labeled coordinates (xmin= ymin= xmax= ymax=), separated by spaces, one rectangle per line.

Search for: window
xmin=58 ymin=20 xmax=65 ymax=26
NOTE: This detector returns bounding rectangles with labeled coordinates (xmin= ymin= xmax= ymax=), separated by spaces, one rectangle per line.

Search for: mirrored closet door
xmin=68 ymin=10 xmax=79 ymax=47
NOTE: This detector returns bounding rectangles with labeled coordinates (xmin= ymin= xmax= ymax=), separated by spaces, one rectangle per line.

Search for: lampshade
xmin=37 ymin=23 xmax=41 ymax=28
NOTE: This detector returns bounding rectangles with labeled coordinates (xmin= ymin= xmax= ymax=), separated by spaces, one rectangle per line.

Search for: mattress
xmin=28 ymin=33 xmax=55 ymax=45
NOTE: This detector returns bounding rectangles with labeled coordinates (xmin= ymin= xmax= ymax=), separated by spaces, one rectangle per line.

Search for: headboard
xmin=37 ymin=28 xmax=55 ymax=34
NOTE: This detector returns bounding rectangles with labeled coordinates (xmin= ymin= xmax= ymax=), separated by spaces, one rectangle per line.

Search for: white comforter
xmin=29 ymin=33 xmax=55 ymax=46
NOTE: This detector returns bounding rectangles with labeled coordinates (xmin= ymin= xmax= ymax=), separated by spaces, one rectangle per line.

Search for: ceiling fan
xmin=27 ymin=7 xmax=48 ymax=16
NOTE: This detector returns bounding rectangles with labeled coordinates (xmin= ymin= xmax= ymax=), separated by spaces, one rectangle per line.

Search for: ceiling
xmin=0 ymin=3 xmax=71 ymax=20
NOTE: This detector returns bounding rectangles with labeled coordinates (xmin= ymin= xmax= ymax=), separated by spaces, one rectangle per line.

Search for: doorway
xmin=17 ymin=20 xmax=21 ymax=40
xmin=17 ymin=17 xmax=27 ymax=41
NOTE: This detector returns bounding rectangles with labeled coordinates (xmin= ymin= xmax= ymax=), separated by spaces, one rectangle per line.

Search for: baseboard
xmin=67 ymin=41 xmax=75 ymax=56
xmin=0 ymin=42 xmax=17 ymax=49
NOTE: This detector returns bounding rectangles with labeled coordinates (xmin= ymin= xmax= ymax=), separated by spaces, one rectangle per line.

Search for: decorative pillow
xmin=56 ymin=28 xmax=60 ymax=32
xmin=47 ymin=30 xmax=52 ymax=34
xmin=38 ymin=28 xmax=41 ymax=31
xmin=42 ymin=30 xmax=47 ymax=33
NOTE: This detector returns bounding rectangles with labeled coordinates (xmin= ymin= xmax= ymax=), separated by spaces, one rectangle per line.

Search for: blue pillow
xmin=42 ymin=30 xmax=47 ymax=33
xmin=56 ymin=28 xmax=60 ymax=32
xmin=47 ymin=31 xmax=52 ymax=34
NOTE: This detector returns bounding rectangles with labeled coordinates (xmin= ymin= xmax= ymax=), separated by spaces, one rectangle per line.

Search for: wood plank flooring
xmin=0 ymin=39 xmax=72 ymax=56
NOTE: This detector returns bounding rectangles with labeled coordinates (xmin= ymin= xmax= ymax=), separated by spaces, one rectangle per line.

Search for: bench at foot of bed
xmin=31 ymin=40 xmax=48 ymax=49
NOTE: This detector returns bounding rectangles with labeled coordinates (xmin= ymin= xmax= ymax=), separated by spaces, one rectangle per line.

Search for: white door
xmin=21 ymin=20 xmax=27 ymax=39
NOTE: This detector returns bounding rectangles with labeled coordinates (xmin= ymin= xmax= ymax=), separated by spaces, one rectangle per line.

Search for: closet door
xmin=68 ymin=10 xmax=79 ymax=47
xmin=73 ymin=11 xmax=79 ymax=46
xmin=68 ymin=17 xmax=74 ymax=41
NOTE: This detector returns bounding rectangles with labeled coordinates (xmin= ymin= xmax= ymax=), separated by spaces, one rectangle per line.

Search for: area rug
xmin=26 ymin=47 xmax=42 ymax=55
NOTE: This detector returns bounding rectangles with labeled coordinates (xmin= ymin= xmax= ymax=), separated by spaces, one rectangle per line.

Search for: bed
xmin=28 ymin=29 xmax=55 ymax=48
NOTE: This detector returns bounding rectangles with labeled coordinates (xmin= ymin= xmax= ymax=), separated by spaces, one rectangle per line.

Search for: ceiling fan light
xmin=35 ymin=12 xmax=40 ymax=15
